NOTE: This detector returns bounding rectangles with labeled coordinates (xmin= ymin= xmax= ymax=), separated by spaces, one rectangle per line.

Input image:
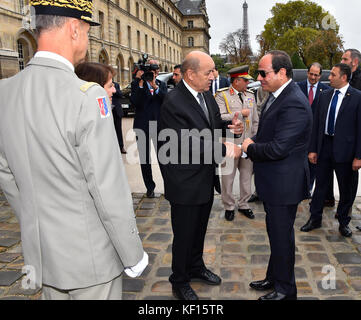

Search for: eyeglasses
xmin=256 ymin=70 xmax=274 ymax=78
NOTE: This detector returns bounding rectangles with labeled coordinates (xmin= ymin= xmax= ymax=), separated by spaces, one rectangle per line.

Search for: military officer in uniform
xmin=215 ymin=66 xmax=259 ymax=221
xmin=0 ymin=0 xmax=147 ymax=300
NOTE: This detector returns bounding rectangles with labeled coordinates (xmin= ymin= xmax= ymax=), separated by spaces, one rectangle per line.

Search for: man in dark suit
xmin=131 ymin=60 xmax=167 ymax=198
xmin=112 ymin=82 xmax=127 ymax=154
xmin=160 ymin=51 xmax=244 ymax=300
xmin=300 ymin=64 xmax=361 ymax=238
xmin=297 ymin=63 xmax=334 ymax=205
xmin=242 ymin=50 xmax=313 ymax=300
xmin=209 ymin=66 xmax=230 ymax=95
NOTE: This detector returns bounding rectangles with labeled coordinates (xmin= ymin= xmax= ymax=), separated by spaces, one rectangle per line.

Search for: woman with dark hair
xmin=75 ymin=62 xmax=127 ymax=153
xmin=75 ymin=62 xmax=116 ymax=102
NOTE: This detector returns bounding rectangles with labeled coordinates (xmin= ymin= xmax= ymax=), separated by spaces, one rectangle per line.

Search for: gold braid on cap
xmin=30 ymin=0 xmax=93 ymax=14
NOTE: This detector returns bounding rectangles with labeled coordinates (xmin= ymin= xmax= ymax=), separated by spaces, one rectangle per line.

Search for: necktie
xmin=327 ymin=90 xmax=340 ymax=136
xmin=197 ymin=93 xmax=210 ymax=124
xmin=238 ymin=92 xmax=244 ymax=104
xmin=263 ymin=94 xmax=275 ymax=113
xmin=214 ymin=79 xmax=218 ymax=94
xmin=309 ymin=85 xmax=314 ymax=105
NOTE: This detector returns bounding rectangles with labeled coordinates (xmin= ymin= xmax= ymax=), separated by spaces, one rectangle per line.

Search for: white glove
xmin=124 ymin=252 xmax=149 ymax=278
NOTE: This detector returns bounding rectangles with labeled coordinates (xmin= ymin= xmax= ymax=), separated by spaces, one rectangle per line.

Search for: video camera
xmin=133 ymin=53 xmax=159 ymax=82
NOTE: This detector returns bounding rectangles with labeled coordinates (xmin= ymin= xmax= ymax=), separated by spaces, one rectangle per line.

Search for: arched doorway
xmin=98 ymin=48 xmax=109 ymax=65
xmin=16 ymin=29 xmax=37 ymax=71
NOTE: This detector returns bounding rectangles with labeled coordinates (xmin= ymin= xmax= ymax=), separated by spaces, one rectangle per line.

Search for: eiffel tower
xmin=241 ymin=0 xmax=252 ymax=55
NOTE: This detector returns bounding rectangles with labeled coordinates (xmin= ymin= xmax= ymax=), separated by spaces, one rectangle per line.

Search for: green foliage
xmin=291 ymin=52 xmax=307 ymax=69
xmin=258 ymin=0 xmax=344 ymax=69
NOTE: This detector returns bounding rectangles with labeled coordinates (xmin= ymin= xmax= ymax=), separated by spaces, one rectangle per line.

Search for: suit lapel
xmin=178 ymin=81 xmax=211 ymax=128
xmin=336 ymin=87 xmax=352 ymax=119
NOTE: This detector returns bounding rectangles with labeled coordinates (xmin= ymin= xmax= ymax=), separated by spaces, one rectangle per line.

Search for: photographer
xmin=131 ymin=57 xmax=167 ymax=198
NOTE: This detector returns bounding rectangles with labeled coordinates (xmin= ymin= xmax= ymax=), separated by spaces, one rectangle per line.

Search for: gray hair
xmin=345 ymin=49 xmax=361 ymax=64
xmin=180 ymin=56 xmax=200 ymax=74
xmin=34 ymin=15 xmax=69 ymax=36
xmin=308 ymin=62 xmax=323 ymax=75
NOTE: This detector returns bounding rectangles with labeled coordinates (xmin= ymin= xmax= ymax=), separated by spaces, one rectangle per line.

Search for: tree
xmin=257 ymin=0 xmax=344 ymax=69
xmin=219 ymin=29 xmax=252 ymax=65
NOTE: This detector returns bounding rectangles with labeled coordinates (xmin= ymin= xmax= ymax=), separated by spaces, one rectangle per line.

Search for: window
xmin=152 ymin=38 xmax=155 ymax=55
xmin=126 ymin=0 xmax=130 ymax=12
xmin=99 ymin=11 xmax=104 ymax=39
xmin=136 ymin=2 xmax=139 ymax=18
xmin=144 ymin=8 xmax=147 ymax=24
xmin=157 ymin=18 xmax=160 ymax=31
xmin=116 ymin=20 xmax=121 ymax=44
xmin=187 ymin=20 xmax=194 ymax=29
xmin=145 ymin=34 xmax=148 ymax=53
xmin=17 ymin=40 xmax=25 ymax=70
xmin=137 ymin=31 xmax=141 ymax=50
xmin=127 ymin=26 xmax=132 ymax=48
xmin=188 ymin=37 xmax=194 ymax=47
xmin=19 ymin=0 xmax=25 ymax=14
xmin=151 ymin=14 xmax=154 ymax=28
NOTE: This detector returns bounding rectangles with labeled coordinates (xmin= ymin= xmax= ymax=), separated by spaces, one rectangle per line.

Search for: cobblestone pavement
xmin=1 ymin=189 xmax=361 ymax=300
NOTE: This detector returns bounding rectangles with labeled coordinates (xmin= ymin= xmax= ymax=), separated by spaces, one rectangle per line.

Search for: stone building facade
xmin=0 ymin=0 xmax=210 ymax=86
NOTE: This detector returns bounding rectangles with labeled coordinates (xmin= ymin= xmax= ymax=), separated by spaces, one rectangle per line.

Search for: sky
xmin=207 ymin=0 xmax=361 ymax=56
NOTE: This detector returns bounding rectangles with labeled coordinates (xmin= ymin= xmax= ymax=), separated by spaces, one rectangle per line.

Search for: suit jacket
xmin=131 ymin=78 xmax=167 ymax=131
xmin=350 ymin=67 xmax=361 ymax=91
xmin=297 ymin=80 xmax=330 ymax=114
xmin=210 ymin=76 xmax=230 ymax=95
xmin=160 ymin=80 xmax=232 ymax=206
xmin=247 ymin=81 xmax=313 ymax=205
xmin=309 ymin=85 xmax=361 ymax=162
xmin=0 ymin=57 xmax=144 ymax=290
xmin=112 ymin=81 xmax=124 ymax=118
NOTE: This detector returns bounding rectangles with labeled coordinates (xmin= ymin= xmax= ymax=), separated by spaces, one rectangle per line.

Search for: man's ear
xmin=69 ymin=18 xmax=81 ymax=40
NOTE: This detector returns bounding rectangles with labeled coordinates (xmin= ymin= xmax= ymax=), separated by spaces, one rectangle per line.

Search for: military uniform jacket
xmin=0 ymin=57 xmax=144 ymax=290
xmin=215 ymin=87 xmax=259 ymax=144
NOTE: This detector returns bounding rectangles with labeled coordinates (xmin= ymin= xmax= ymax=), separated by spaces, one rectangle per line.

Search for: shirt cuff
xmin=124 ymin=252 xmax=149 ymax=278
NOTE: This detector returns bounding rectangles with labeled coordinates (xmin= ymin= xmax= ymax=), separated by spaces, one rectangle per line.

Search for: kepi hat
xmin=30 ymin=0 xmax=100 ymax=26
xmin=228 ymin=65 xmax=253 ymax=80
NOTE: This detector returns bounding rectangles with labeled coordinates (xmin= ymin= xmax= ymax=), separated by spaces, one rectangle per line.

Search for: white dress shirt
xmin=307 ymin=79 xmax=319 ymax=98
xmin=212 ymin=76 xmax=220 ymax=94
xmin=325 ymin=84 xmax=350 ymax=135
xmin=35 ymin=51 xmax=75 ymax=72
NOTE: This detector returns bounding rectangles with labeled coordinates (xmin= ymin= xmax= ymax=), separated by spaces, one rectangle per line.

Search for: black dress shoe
xmin=356 ymin=226 xmax=361 ymax=231
xmin=300 ymin=218 xmax=321 ymax=232
xmin=248 ymin=193 xmax=259 ymax=203
xmin=225 ymin=210 xmax=235 ymax=221
xmin=238 ymin=208 xmax=255 ymax=219
xmin=191 ymin=269 xmax=221 ymax=286
xmin=146 ymin=190 xmax=155 ymax=198
xmin=249 ymin=279 xmax=274 ymax=291
xmin=339 ymin=225 xmax=352 ymax=237
xmin=172 ymin=285 xmax=198 ymax=300
xmin=324 ymin=199 xmax=335 ymax=207
xmin=258 ymin=290 xmax=297 ymax=301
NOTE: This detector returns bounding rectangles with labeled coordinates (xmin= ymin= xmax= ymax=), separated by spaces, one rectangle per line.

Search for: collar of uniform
xmin=35 ymin=51 xmax=74 ymax=72
xmin=272 ymin=79 xmax=292 ymax=99
xmin=231 ymin=85 xmax=240 ymax=95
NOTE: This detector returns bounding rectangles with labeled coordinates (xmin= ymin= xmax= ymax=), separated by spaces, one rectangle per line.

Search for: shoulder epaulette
xmin=246 ymin=89 xmax=255 ymax=94
xmin=217 ymin=87 xmax=229 ymax=92
xmin=80 ymin=82 xmax=98 ymax=92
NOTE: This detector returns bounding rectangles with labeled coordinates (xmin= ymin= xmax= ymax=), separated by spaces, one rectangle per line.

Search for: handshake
xmin=224 ymin=138 xmax=255 ymax=159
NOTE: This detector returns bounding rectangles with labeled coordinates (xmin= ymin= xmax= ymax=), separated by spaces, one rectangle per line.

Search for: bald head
xmin=181 ymin=51 xmax=215 ymax=92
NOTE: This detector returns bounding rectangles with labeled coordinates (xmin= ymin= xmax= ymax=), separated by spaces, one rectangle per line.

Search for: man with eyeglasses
xmin=241 ymin=50 xmax=312 ymax=300
xmin=298 ymin=63 xmax=333 ymax=206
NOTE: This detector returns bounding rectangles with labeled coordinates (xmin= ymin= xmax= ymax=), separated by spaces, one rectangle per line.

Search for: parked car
xmin=120 ymin=72 xmax=175 ymax=117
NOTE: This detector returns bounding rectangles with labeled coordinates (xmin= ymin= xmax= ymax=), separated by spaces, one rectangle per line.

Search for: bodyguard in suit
xmin=112 ymin=81 xmax=127 ymax=154
xmin=210 ymin=66 xmax=230 ymax=95
xmin=301 ymin=64 xmax=361 ymax=238
xmin=131 ymin=61 xmax=167 ymax=198
xmin=0 ymin=0 xmax=147 ymax=300
xmin=160 ymin=51 xmax=244 ymax=300
xmin=215 ymin=66 xmax=259 ymax=221
xmin=297 ymin=63 xmax=334 ymax=205
xmin=242 ymin=50 xmax=313 ymax=300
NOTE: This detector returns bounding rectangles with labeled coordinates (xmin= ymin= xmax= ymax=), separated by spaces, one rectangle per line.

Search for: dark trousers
xmin=112 ymin=110 xmax=124 ymax=150
xmin=264 ymin=202 xmax=298 ymax=297
xmin=136 ymin=130 xmax=158 ymax=193
xmin=169 ymin=194 xmax=214 ymax=287
xmin=309 ymin=162 xmax=334 ymax=200
xmin=310 ymin=135 xmax=354 ymax=226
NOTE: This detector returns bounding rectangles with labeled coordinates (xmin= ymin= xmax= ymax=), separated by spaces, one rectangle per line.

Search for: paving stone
xmin=302 ymin=244 xmax=326 ymax=251
xmin=0 ymin=238 xmax=20 ymax=248
xmin=296 ymin=281 xmax=313 ymax=294
xmin=0 ymin=270 xmax=23 ymax=286
xmin=307 ymin=253 xmax=330 ymax=264
xmin=122 ymin=278 xmax=145 ymax=293
xmin=343 ymin=266 xmax=361 ymax=277
xmin=136 ymin=210 xmax=154 ymax=217
xmin=147 ymin=233 xmax=172 ymax=242
xmin=295 ymin=267 xmax=307 ymax=279
xmin=220 ymin=267 xmax=244 ymax=280
xmin=351 ymin=235 xmax=361 ymax=245
xmin=0 ymin=253 xmax=20 ymax=263
xmin=348 ymin=279 xmax=361 ymax=291
xmin=221 ymin=254 xmax=247 ymax=266
xmin=151 ymin=281 xmax=171 ymax=293
xmin=325 ymin=296 xmax=355 ymax=300
xmin=7 ymin=280 xmax=41 ymax=296
xmin=140 ymin=202 xmax=156 ymax=210
xmin=334 ymin=253 xmax=361 ymax=264
xmin=247 ymin=245 xmax=270 ymax=253
xmin=220 ymin=234 xmax=244 ymax=243
xmin=222 ymin=243 xmax=241 ymax=254
xmin=251 ymin=254 xmax=269 ymax=265
xmin=251 ymin=268 xmax=267 ymax=280
xmin=326 ymin=235 xmax=347 ymax=243
xmin=246 ymin=234 xmax=266 ymax=243
xmin=220 ymin=282 xmax=246 ymax=295
xmin=156 ymin=267 xmax=171 ymax=277
xmin=298 ymin=236 xmax=321 ymax=242
xmin=153 ymin=218 xmax=169 ymax=226
xmin=0 ymin=296 xmax=31 ymax=300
